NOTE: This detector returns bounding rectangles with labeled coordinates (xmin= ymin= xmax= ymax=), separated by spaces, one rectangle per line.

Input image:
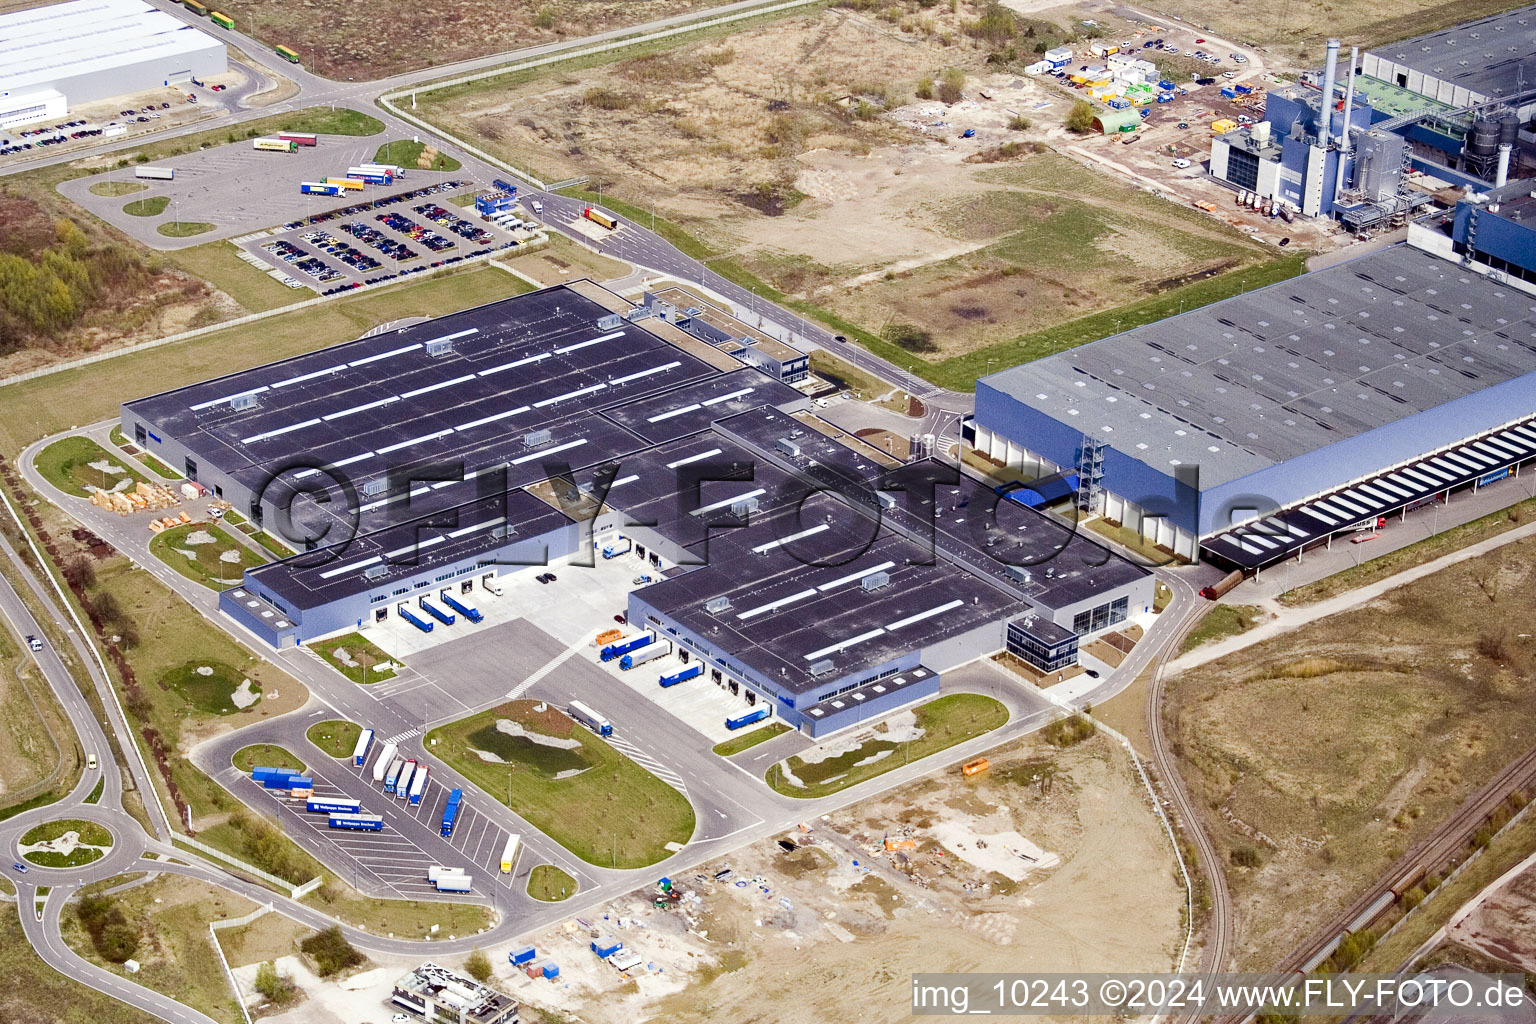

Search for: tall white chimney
xmin=1497 ymin=142 xmax=1513 ymax=187
xmin=1334 ymin=45 xmax=1359 ymax=203
xmin=1318 ymin=39 xmax=1340 ymax=144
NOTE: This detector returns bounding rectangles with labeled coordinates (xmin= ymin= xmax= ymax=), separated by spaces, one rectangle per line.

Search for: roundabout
xmin=18 ymin=819 xmax=115 ymax=869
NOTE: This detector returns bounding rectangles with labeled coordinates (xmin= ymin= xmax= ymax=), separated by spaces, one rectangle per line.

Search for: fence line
xmin=211 ymin=901 xmax=275 ymax=932
xmin=173 ymin=834 xmax=321 ymax=899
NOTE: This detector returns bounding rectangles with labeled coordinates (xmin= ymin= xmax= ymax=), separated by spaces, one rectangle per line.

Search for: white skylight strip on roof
xmin=1265 ymin=517 xmax=1310 ymax=539
xmin=1355 ymin=484 xmax=1396 ymax=506
xmin=1300 ymin=508 xmax=1339 ymax=527
xmin=1243 ymin=532 xmax=1280 ymax=550
xmin=510 ymin=438 xmax=588 ymax=465
xmin=375 ymin=428 xmax=454 ymax=456
xmin=1486 ymin=436 xmax=1530 ymax=456
xmin=610 ymin=361 xmax=681 ymax=387
xmin=666 ymin=447 xmax=723 ymax=469
xmin=885 ymin=599 xmax=965 ymax=632
xmin=803 ymin=628 xmax=888 ymax=662
xmin=400 ymin=374 xmax=475 ymax=400
xmin=241 ymin=417 xmax=321 ymax=444
xmin=737 ymin=588 xmax=818 ymax=621
xmin=271 ymin=365 xmax=343 ymax=389
xmin=1336 ymin=489 xmax=1380 ymax=510
xmin=553 ymin=330 xmax=624 ymax=355
xmin=334 ymin=451 xmax=376 ymax=469
xmin=1372 ymin=477 xmax=1414 ymax=500
xmin=478 ymin=352 xmax=550 ymax=377
xmin=1416 ymin=462 xmax=1456 ymax=483
xmin=385 ymin=534 xmax=444 ymax=560
xmin=348 ymin=342 xmax=421 ymax=367
xmin=1445 ymin=450 xmax=1488 ymax=469
xmin=816 ymin=560 xmax=898 ymax=593
xmin=533 ymin=383 xmax=607 ymax=408
xmin=357 ymin=484 xmax=432 ymax=514
xmin=693 ymin=487 xmax=766 ymax=516
xmin=447 ymin=516 xmax=506 ymax=539
xmin=607 ymin=474 xmax=641 ymax=489
xmin=425 ymin=328 xmax=478 ymax=348
xmin=648 ymin=403 xmax=702 ymax=423
xmin=1313 ymin=499 xmax=1357 ymax=519
xmin=1427 ymin=457 xmax=1467 ymax=477
xmin=319 ymin=555 xmax=380 ymax=580
xmin=190 ymin=385 xmax=268 ymax=411
xmin=1514 ymin=425 xmax=1536 ymax=444
xmin=752 ymin=523 xmax=830 ymax=554
xmin=455 ymin=405 xmax=531 ymax=432
xmin=1398 ymin=468 xmax=1439 ymax=489
xmin=1474 ymin=440 xmax=1515 ymax=460
xmin=323 ymin=396 xmax=399 ymax=422
xmin=702 ymin=387 xmax=755 ymax=407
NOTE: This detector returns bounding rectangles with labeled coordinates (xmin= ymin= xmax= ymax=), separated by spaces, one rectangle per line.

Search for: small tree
xmin=254 ymin=961 xmax=297 ymax=1005
xmin=301 ymin=925 xmax=365 ymax=977
xmin=938 ymin=67 xmax=966 ymax=104
xmin=1008 ymin=115 xmax=1031 ymax=131
xmin=464 ymin=949 xmax=493 ymax=983
xmin=1066 ymin=100 xmax=1096 ymax=134
xmin=916 ymin=76 xmax=934 ymax=100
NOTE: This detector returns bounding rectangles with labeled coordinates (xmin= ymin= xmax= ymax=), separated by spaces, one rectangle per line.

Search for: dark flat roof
xmin=1367 ymin=4 xmax=1536 ymax=99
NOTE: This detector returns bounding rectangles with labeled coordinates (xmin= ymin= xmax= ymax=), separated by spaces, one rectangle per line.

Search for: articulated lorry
xmin=600 ymin=537 xmax=631 ymax=559
xmin=397 ymin=604 xmax=433 ymax=632
xmin=371 ymin=742 xmax=398 ymax=783
xmin=726 ymin=707 xmax=771 ymax=730
xmin=419 ymin=597 xmax=455 ymax=626
xmin=440 ymin=789 xmax=463 ymax=836
xmin=659 ymin=664 xmax=702 ymax=688
xmin=599 ymin=633 xmax=651 ymax=662
xmin=439 ymin=589 xmax=482 ymax=623
xmin=621 ymin=638 xmax=671 ymax=670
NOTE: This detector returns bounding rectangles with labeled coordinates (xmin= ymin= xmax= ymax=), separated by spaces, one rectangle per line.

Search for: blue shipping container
xmin=591 ymin=936 xmax=622 ymax=957
xmin=726 ymin=708 xmax=771 ymax=730
xmin=542 ymin=963 xmax=560 ymax=979
xmin=509 ymin=945 xmax=537 ymax=966
xmin=659 ymin=664 xmax=702 ymax=688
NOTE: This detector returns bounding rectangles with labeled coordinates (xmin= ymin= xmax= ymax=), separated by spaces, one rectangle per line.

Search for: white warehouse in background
xmin=0 ymin=0 xmax=226 ymax=129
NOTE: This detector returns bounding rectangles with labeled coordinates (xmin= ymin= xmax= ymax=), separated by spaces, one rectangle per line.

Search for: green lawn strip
xmin=307 ymin=632 xmax=398 ymax=684
xmin=162 ymin=240 xmax=303 ymax=314
xmin=767 ymin=694 xmax=1009 ymax=798
xmin=0 ymin=789 xmax=65 ymax=822
xmin=84 ymin=777 xmax=105 ymax=804
xmin=306 ymin=720 xmax=362 ymax=759
xmin=137 ymin=452 xmax=181 ymax=479
xmin=250 ymin=531 xmax=296 ymax=558
xmin=232 ymin=744 xmax=305 ymax=774
xmin=22 ymin=819 xmax=112 ymax=846
xmin=108 ymin=426 xmax=131 ymax=448
xmin=148 ymin=522 xmax=267 ymax=590
xmin=426 ymin=699 xmax=695 ymax=868
xmin=35 ymin=435 xmax=148 ymax=498
xmin=556 ymin=190 xmax=1305 ymax=393
xmin=221 ymin=509 xmax=247 ymax=526
xmin=163 ymin=660 xmax=261 ymax=716
xmin=0 ymin=265 xmax=530 ymax=459
xmin=24 ymin=846 xmax=106 ymax=868
xmin=123 ymin=196 xmax=169 ymax=217
xmin=374 ymin=139 xmax=461 ymax=172
xmin=1279 ymin=496 xmax=1536 ymax=606
xmin=526 ymin=864 xmax=577 ymax=902
xmin=712 ymin=722 xmax=790 ymax=757
xmin=157 ymin=221 xmax=215 ymax=238
xmin=1180 ymin=604 xmax=1265 ymax=653
xmin=808 ymin=350 xmax=891 ymax=400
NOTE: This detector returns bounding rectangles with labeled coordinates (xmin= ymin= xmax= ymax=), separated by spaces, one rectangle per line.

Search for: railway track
xmin=1143 ymin=582 xmax=1235 ymax=1014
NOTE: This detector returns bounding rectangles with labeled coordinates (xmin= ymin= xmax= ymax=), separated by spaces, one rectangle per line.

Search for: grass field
xmin=161 ymin=240 xmax=301 ymax=313
xmin=768 ymin=694 xmax=1009 ymax=798
xmin=34 ymin=436 xmax=147 ymax=498
xmin=1165 ymin=533 xmax=1536 ymax=967
xmin=527 ymin=864 xmax=577 ymax=901
xmin=157 ymin=221 xmax=215 ymax=238
xmin=0 ymin=264 xmax=532 ymax=458
xmin=301 ymin=882 xmax=494 ymax=937
xmin=427 ymin=699 xmax=695 ymax=868
xmin=1150 ymin=0 xmax=1535 ymax=54
xmin=123 ymin=196 xmax=169 ymax=217
xmin=308 ymin=632 xmax=398 ymax=684
xmin=306 ymin=719 xmax=362 ymax=759
xmin=249 ymin=531 xmax=295 ymax=559
xmin=61 ymin=874 xmax=250 ymax=1024
xmin=232 ymin=744 xmax=305 ymax=774
xmin=375 ymin=139 xmax=461 ymax=172
xmin=0 ymin=905 xmax=161 ymax=1024
xmin=0 ymin=621 xmax=73 ymax=814
xmin=164 ymin=660 xmax=261 ymax=715
xmin=89 ymin=181 xmax=146 ymax=197
xmin=149 ymin=522 xmax=266 ymax=590
xmin=1279 ymin=496 xmax=1536 ymax=606
xmin=713 ymin=722 xmax=790 ymax=757
xmin=1180 ymin=604 xmax=1265 ymax=654
xmin=20 ymin=818 xmax=112 ymax=866
xmin=84 ymin=777 xmax=104 ymax=803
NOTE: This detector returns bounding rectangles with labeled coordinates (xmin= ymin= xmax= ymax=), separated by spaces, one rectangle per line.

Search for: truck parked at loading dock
xmin=659 ymin=664 xmax=702 ymax=688
xmin=439 ymin=590 xmax=483 ymax=623
xmin=397 ymin=604 xmax=433 ymax=633
xmin=599 ymin=633 xmax=651 ymax=662
xmin=600 ymin=537 xmax=631 ymax=559
xmin=418 ymin=596 xmax=455 ymax=626
xmin=621 ymin=638 xmax=671 ymax=670
xmin=726 ymin=707 xmax=771 ymax=730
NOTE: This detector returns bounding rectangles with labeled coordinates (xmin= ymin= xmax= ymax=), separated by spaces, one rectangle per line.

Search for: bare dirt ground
xmin=206 ymin=0 xmax=701 ymax=80
xmin=1165 ymin=535 xmax=1536 ymax=968
xmin=1446 ymin=855 xmax=1536 ymax=972
xmin=425 ymin=2 xmax=1273 ymax=357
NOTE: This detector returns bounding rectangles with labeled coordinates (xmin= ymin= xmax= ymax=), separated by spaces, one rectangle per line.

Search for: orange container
xmin=962 ymin=757 xmax=990 ymax=777
xmin=595 ymin=628 xmax=623 ymax=647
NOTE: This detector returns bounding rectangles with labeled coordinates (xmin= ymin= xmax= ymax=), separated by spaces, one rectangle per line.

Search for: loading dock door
xmin=649 ymin=552 xmax=660 ymax=567
xmin=461 ymin=580 xmax=473 ymax=594
xmin=375 ymin=607 xmax=388 ymax=622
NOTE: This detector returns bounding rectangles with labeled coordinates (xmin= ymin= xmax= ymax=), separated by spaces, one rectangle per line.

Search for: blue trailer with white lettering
xmin=600 ymin=633 xmax=652 ymax=662
xmin=726 ymin=708 xmax=771 ymax=730
xmin=440 ymin=788 xmax=463 ymax=837
xmin=328 ymin=813 xmax=384 ymax=831
xmin=659 ymin=664 xmax=702 ymax=688
xmin=351 ymin=728 xmax=374 ymax=767
xmin=398 ymin=604 xmax=433 ymax=633
xmin=439 ymin=590 xmax=483 ymax=623
xmin=419 ymin=597 xmax=455 ymax=626
xmin=307 ymin=797 xmax=363 ymax=814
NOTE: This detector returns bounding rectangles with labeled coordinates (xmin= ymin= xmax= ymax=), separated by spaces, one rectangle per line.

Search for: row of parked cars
xmin=378 ymin=211 xmax=455 ymax=253
xmin=339 ymin=221 xmax=419 ymax=262
xmin=302 ymin=229 xmax=382 ymax=273
xmin=279 ymin=180 xmax=471 ymax=232
xmin=413 ymin=202 xmax=494 ymax=245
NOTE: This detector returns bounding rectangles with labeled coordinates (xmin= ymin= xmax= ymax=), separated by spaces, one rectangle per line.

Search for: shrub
xmin=937 ymin=67 xmax=966 ymax=104
xmin=464 ymin=949 xmax=493 ymax=983
xmin=583 ymin=87 xmax=633 ymax=110
xmin=301 ymin=925 xmax=365 ymax=977
xmin=1043 ymin=713 xmax=1096 ymax=747
xmin=1400 ymin=886 xmax=1426 ymax=912
xmin=882 ymin=322 xmax=937 ymax=353
xmin=1230 ymin=845 xmax=1261 ymax=868
xmin=916 ymin=76 xmax=934 ymax=100
xmin=533 ymin=7 xmax=555 ymax=29
xmin=965 ymin=0 xmax=1018 ymax=46
xmin=255 ymin=960 xmax=299 ymax=1006
xmin=76 ymin=895 xmax=139 ymax=963
xmin=1066 ymin=100 xmax=1096 ymax=134
xmin=1008 ymin=115 xmax=1031 ymax=131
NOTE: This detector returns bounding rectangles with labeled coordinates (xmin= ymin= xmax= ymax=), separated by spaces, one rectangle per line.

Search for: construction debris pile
xmin=90 ymin=479 xmax=181 ymax=515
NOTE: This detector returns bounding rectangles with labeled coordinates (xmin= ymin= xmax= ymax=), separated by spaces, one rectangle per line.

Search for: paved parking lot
xmin=57 ymin=136 xmax=474 ymax=249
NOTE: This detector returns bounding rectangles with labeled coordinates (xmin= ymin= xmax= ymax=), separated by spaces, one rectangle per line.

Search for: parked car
xmin=25 ymin=635 xmax=42 ymax=652
xmin=1172 ymin=157 xmax=1191 ymax=168
xmin=614 ymin=613 xmax=626 ymax=624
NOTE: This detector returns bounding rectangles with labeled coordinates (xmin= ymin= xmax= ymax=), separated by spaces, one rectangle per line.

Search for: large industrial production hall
xmin=120 ymin=280 xmax=1151 ymax=736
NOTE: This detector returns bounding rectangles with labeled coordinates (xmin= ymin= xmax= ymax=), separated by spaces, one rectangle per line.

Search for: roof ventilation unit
xmin=229 ymin=392 xmax=259 ymax=412
xmin=624 ymin=306 xmax=652 ymax=322
xmin=730 ymin=496 xmax=759 ymax=518
xmin=364 ymin=564 xmax=388 ymax=580
xmin=861 ymin=571 xmax=890 ymax=592
xmin=597 ymin=314 xmax=624 ymax=331
xmin=523 ymin=428 xmax=553 ymax=448
xmin=490 ymin=524 xmax=512 ymax=539
xmin=362 ymin=477 xmax=387 ymax=496
xmin=809 ymin=659 xmax=836 ymax=678
xmin=705 ymin=596 xmax=732 ymax=614
xmin=776 ymin=437 xmax=802 ymax=458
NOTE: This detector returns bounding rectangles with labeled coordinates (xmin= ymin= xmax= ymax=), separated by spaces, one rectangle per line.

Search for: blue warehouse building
xmin=122 ymin=281 xmax=1150 ymax=737
xmin=972 ymin=225 xmax=1536 ymax=568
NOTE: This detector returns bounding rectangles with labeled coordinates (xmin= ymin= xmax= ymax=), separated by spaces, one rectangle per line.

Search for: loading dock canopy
xmin=1202 ymin=415 xmax=1536 ymax=569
